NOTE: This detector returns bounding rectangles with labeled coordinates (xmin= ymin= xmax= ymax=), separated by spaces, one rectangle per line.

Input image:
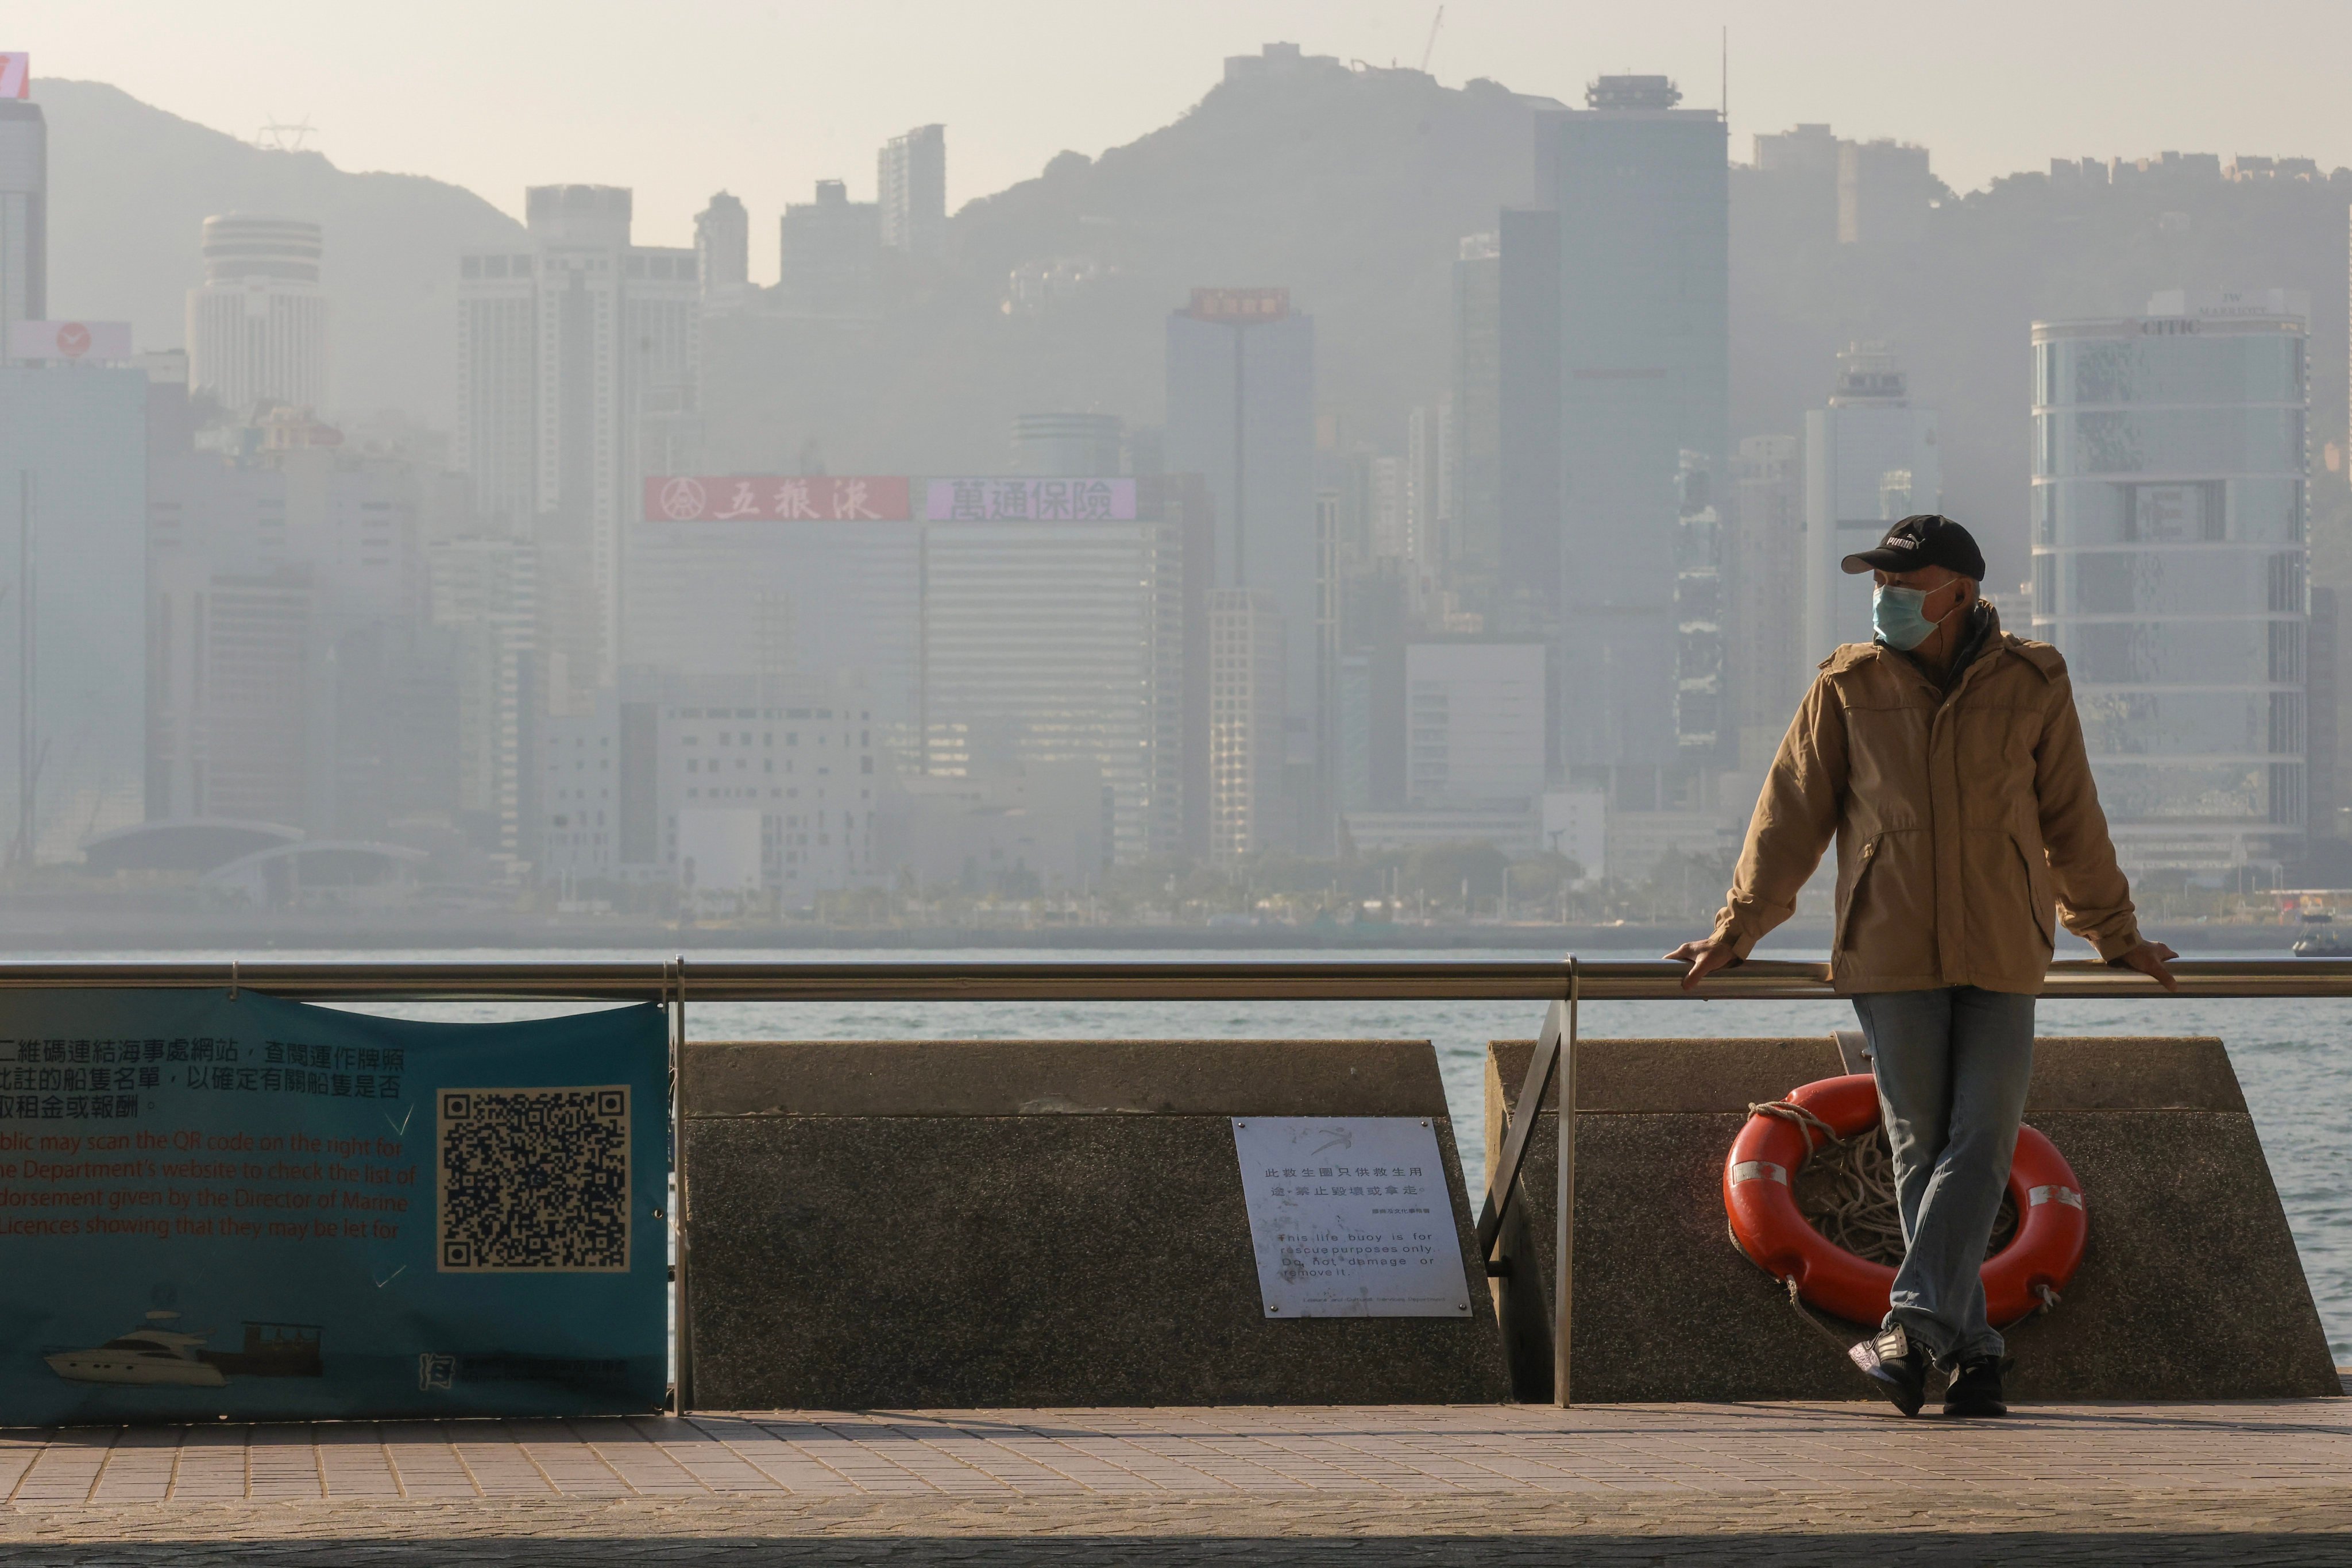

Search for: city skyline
xmin=25 ymin=0 xmax=2352 ymax=259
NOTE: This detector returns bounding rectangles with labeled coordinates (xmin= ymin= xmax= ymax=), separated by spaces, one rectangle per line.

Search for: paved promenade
xmin=3 ymin=1400 xmax=2350 ymax=1564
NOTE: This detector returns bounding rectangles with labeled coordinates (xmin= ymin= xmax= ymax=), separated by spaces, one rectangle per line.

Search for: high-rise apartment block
xmin=1544 ymin=76 xmax=1728 ymax=802
xmin=186 ymin=216 xmax=329 ymax=416
xmin=1803 ymin=343 xmax=1941 ymax=662
xmin=453 ymin=186 xmax=699 ymax=700
xmin=1208 ymin=589 xmax=1285 ymax=858
xmin=2032 ymin=288 xmax=2312 ymax=870
xmin=0 ymin=98 xmax=43 ymax=358
xmin=878 ymin=124 xmax=946 ymax=256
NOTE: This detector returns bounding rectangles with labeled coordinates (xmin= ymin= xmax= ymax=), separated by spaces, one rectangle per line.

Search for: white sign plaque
xmin=1230 ymin=1116 xmax=1472 ymax=1318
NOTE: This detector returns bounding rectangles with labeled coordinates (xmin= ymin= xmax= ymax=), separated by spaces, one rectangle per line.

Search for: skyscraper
xmin=0 ymin=364 xmax=147 ymax=862
xmin=1725 ymin=434 xmax=1805 ymax=768
xmin=1803 ymin=343 xmax=1941 ymax=662
xmin=2032 ymin=288 xmax=2311 ymax=871
xmin=1543 ymin=75 xmax=1728 ymax=804
xmin=1165 ymin=286 xmax=1316 ymax=828
xmin=1208 ymin=589 xmax=1286 ymax=858
xmin=1451 ymin=234 xmax=1503 ymax=612
xmin=186 ymin=215 xmax=329 ymax=416
xmin=920 ymin=496 xmax=1192 ymax=864
xmin=878 ymin=124 xmax=946 ymax=256
xmin=694 ymin=191 xmax=751 ymax=307
xmin=1011 ymin=412 xmax=1123 ymax=476
xmin=453 ymin=186 xmax=699 ymax=701
xmin=0 ymin=97 xmax=42 ymax=360
xmin=1673 ymin=451 xmax=1725 ymax=767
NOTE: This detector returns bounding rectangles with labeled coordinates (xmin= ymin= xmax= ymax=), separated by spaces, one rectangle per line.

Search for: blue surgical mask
xmin=1872 ymin=585 xmax=1953 ymax=651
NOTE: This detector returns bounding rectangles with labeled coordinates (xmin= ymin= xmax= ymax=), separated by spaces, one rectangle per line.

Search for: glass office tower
xmin=2030 ymin=289 xmax=2309 ymax=871
xmin=1544 ymin=76 xmax=1728 ymax=806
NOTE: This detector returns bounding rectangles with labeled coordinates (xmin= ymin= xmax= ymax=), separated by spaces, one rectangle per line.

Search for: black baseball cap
xmin=1841 ymin=513 xmax=1987 ymax=580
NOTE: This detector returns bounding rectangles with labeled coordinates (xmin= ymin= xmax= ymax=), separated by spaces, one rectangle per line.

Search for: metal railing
xmin=0 ymin=956 xmax=2343 ymax=1000
xmin=0 ymin=954 xmax=2338 ymax=1411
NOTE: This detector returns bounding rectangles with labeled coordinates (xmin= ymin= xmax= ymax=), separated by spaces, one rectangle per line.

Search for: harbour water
xmin=22 ymin=945 xmax=2350 ymax=1360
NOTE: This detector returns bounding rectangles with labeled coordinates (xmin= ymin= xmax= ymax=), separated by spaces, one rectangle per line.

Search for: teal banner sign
xmin=0 ymin=989 xmax=668 ymax=1423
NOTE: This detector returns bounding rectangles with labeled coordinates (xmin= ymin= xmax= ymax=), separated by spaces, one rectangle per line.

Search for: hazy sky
xmin=34 ymin=1 xmax=2352 ymax=274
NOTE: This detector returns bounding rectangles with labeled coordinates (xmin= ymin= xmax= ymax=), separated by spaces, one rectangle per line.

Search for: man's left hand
xmin=2113 ymin=940 xmax=2180 ymax=992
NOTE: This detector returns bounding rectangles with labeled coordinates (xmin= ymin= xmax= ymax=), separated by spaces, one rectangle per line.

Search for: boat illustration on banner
xmin=44 ymin=1316 xmax=325 ymax=1386
xmin=43 ymin=1312 xmax=227 ymax=1387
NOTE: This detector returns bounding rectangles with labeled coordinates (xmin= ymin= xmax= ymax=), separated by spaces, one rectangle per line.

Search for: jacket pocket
xmin=1836 ymin=836 xmax=1882 ymax=953
xmin=2012 ymin=835 xmax=2056 ymax=949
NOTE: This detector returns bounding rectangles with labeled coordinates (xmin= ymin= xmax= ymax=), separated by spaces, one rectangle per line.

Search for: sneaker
xmin=1943 ymin=1355 xmax=2009 ymax=1418
xmin=1849 ymin=1323 xmax=1930 ymax=1417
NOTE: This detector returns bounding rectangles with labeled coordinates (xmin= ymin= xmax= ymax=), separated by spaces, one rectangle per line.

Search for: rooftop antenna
xmin=1720 ymin=25 xmax=1728 ymax=125
xmin=254 ymin=115 xmax=316 ymax=153
xmin=1419 ymin=5 xmax=1445 ymax=74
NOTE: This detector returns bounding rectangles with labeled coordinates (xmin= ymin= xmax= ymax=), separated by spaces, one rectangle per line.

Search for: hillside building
xmin=777 ymin=180 xmax=882 ymax=317
xmin=878 ymin=125 xmax=946 ymax=256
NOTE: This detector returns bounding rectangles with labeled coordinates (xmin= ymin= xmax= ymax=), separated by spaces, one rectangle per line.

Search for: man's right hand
xmin=1663 ymin=936 xmax=1739 ymax=992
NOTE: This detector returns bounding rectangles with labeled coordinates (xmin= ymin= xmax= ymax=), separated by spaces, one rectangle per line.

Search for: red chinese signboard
xmin=642 ymin=476 xmax=911 ymax=523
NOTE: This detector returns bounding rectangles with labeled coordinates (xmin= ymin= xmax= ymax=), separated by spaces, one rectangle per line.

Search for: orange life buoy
xmin=1722 ymin=1072 xmax=2085 ymax=1327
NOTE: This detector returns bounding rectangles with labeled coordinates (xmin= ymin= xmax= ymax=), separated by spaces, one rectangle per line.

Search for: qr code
xmin=437 ymin=1086 xmax=631 ymax=1273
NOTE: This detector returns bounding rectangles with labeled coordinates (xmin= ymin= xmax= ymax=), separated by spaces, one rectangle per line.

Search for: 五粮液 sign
xmin=643 ymin=475 xmax=911 ymax=522
xmin=1230 ymin=1117 xmax=1472 ymax=1319
xmin=0 ymin=989 xmax=667 ymax=1423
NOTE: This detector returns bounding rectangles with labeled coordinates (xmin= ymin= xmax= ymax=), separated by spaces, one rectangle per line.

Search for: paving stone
xmin=0 ymin=1401 xmax=2349 ymax=1562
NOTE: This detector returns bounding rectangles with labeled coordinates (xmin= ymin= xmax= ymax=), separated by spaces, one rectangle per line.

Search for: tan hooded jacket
xmin=1711 ymin=606 xmax=2141 ymax=994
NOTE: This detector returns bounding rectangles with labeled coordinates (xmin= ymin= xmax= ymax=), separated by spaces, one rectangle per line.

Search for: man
xmin=1666 ymin=513 xmax=2177 ymax=1419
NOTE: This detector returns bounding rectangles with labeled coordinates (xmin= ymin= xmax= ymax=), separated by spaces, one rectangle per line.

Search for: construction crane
xmin=1419 ymin=5 xmax=1445 ymax=73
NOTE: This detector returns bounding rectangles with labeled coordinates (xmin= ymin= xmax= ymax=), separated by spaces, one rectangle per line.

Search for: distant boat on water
xmin=2293 ymin=928 xmax=2352 ymax=958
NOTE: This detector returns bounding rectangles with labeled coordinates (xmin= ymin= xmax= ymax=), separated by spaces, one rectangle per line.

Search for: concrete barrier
xmin=1484 ymin=1036 xmax=2341 ymax=1403
xmin=682 ymin=1040 xmax=1512 ymax=1409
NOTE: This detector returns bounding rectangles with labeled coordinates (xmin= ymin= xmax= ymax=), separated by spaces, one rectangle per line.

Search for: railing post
xmin=1554 ymin=956 xmax=1579 ymax=1408
xmin=669 ymin=956 xmax=692 ymax=1415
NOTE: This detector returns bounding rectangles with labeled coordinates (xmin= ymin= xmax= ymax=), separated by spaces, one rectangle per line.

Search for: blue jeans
xmin=1850 ymin=986 xmax=2036 ymax=1365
